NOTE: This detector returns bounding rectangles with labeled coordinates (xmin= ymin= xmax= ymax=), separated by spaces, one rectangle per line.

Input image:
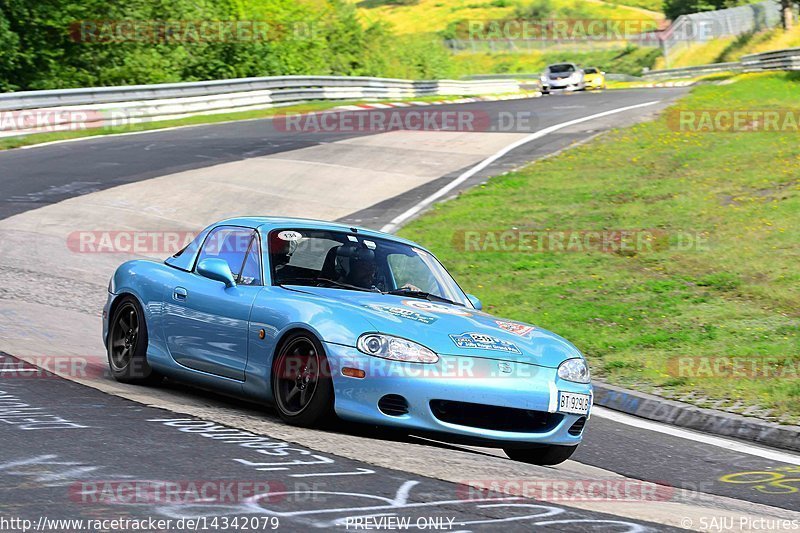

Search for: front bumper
xmin=326 ymin=342 xmax=591 ymax=446
xmin=543 ymin=78 xmax=584 ymax=90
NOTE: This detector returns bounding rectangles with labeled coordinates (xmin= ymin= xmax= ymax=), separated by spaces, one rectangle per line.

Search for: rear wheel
xmin=107 ymin=296 xmax=163 ymax=385
xmin=271 ymin=332 xmax=334 ymax=427
xmin=504 ymin=444 xmax=578 ymax=465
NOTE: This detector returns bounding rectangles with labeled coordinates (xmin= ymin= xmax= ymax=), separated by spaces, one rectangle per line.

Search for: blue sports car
xmin=103 ymin=217 xmax=591 ymax=465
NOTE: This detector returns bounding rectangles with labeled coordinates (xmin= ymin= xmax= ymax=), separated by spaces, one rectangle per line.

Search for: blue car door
xmin=163 ymin=226 xmax=263 ymax=381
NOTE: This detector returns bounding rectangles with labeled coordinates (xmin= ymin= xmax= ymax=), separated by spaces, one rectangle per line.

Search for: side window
xmin=195 ymin=227 xmax=261 ymax=285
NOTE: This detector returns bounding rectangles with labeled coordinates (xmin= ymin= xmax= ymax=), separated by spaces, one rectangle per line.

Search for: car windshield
xmin=584 ymin=68 xmax=598 ymax=74
xmin=549 ymin=64 xmax=575 ymax=74
xmin=269 ymin=228 xmax=470 ymax=306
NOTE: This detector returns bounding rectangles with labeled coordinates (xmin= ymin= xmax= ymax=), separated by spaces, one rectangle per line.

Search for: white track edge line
xmin=592 ymin=406 xmax=800 ymax=465
xmin=379 ymin=100 xmax=661 ymax=233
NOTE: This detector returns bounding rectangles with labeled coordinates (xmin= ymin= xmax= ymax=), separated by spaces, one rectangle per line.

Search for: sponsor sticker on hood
xmin=495 ymin=320 xmax=535 ymax=337
xmin=364 ymin=304 xmax=438 ymax=324
xmin=403 ymin=300 xmax=471 ymax=317
xmin=449 ymin=332 xmax=522 ymax=355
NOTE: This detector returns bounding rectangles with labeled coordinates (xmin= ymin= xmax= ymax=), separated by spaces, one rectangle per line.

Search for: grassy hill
xmin=657 ymin=25 xmax=800 ymax=69
xmin=347 ymin=0 xmax=665 ymax=76
xmin=351 ymin=0 xmax=663 ymax=36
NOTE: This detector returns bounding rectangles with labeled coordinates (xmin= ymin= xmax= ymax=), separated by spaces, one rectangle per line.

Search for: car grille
xmin=429 ymin=400 xmax=562 ymax=432
xmin=568 ymin=416 xmax=587 ymax=436
xmin=378 ymin=394 xmax=410 ymax=416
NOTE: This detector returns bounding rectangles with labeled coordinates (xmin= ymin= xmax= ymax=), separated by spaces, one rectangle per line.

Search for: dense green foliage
xmin=0 ymin=0 xmax=453 ymax=90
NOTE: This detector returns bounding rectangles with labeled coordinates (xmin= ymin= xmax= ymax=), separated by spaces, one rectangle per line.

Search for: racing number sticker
xmin=449 ymin=332 xmax=521 ymax=355
xmin=277 ymin=231 xmax=302 ymax=241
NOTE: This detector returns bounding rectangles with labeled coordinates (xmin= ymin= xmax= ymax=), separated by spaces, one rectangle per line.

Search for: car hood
xmin=286 ymin=286 xmax=582 ymax=368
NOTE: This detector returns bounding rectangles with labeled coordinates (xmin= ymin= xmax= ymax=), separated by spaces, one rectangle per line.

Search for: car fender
xmin=108 ymin=259 xmax=190 ymax=370
xmin=242 ymin=286 xmax=378 ymax=402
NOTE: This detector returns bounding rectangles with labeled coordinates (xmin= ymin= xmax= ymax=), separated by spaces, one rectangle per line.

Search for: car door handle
xmin=173 ymin=287 xmax=188 ymax=301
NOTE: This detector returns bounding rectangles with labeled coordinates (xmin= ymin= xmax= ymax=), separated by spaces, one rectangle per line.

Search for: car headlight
xmin=108 ymin=276 xmax=115 ymax=294
xmin=540 ymin=75 xmax=547 ymax=82
xmin=558 ymin=358 xmax=590 ymax=383
xmin=357 ymin=334 xmax=438 ymax=364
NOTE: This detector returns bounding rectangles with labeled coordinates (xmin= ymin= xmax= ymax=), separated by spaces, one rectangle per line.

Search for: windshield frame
xmin=267 ymin=228 xmax=473 ymax=307
xmin=548 ymin=63 xmax=576 ymax=74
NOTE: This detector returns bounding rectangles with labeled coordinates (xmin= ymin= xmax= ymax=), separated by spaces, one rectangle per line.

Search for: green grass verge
xmin=0 ymin=94 xmax=484 ymax=151
xmin=399 ymin=72 xmax=800 ymax=424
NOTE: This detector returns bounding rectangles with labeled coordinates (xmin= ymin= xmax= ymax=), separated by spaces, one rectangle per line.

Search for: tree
xmin=781 ymin=0 xmax=794 ymax=30
xmin=0 ymin=6 xmax=23 ymax=90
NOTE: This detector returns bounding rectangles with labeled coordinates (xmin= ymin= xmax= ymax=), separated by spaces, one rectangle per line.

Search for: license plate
xmin=558 ymin=392 xmax=591 ymax=415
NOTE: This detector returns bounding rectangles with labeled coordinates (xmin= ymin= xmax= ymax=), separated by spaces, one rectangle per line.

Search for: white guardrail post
xmin=0 ymin=76 xmax=523 ymax=137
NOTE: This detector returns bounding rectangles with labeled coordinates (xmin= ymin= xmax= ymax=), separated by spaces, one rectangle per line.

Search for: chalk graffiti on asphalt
xmin=155 ymin=479 xmax=653 ymax=532
xmin=0 ymin=389 xmax=89 ymax=430
xmin=720 ymin=466 xmax=800 ymax=495
xmin=148 ymin=418 xmax=375 ymax=477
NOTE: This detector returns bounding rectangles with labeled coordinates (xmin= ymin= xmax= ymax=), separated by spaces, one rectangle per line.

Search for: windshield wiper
xmin=277 ymin=276 xmax=378 ymax=293
xmin=384 ymin=288 xmax=463 ymax=306
xmin=313 ymin=277 xmax=380 ymax=293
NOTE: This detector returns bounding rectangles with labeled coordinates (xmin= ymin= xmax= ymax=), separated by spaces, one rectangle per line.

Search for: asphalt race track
xmin=1 ymin=89 xmax=799 ymax=531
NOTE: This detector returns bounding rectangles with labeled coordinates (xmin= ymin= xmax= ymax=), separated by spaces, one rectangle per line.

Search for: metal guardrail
xmin=642 ymin=46 xmax=800 ymax=79
xmin=0 ymin=76 xmax=523 ymax=136
xmin=741 ymin=46 xmax=800 ymax=70
xmin=0 ymin=76 xmax=520 ymax=111
xmin=641 ymin=61 xmax=742 ymax=79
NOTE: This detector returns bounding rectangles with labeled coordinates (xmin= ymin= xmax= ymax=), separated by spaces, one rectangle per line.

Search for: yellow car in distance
xmin=583 ymin=67 xmax=606 ymax=90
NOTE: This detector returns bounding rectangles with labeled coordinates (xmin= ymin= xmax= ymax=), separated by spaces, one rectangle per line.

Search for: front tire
xmin=504 ymin=444 xmax=578 ymax=465
xmin=107 ymin=296 xmax=163 ymax=385
xmin=271 ymin=332 xmax=334 ymax=427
